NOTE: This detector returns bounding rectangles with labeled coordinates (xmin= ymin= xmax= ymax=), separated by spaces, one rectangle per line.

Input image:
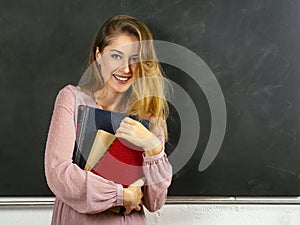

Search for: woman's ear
xmin=95 ymin=47 xmax=101 ymax=64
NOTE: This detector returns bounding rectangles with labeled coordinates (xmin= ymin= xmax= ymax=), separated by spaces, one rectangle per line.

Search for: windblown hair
xmin=79 ymin=15 xmax=169 ymax=139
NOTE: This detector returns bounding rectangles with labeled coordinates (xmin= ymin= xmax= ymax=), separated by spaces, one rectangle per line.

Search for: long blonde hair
xmin=79 ymin=15 xmax=169 ymax=139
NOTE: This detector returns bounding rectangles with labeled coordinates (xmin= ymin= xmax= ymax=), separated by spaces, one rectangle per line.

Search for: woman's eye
xmin=111 ymin=54 xmax=121 ymax=59
xmin=130 ymin=57 xmax=139 ymax=63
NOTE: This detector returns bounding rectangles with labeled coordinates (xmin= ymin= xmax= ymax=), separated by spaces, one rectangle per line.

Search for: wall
xmin=1 ymin=198 xmax=300 ymax=225
xmin=146 ymin=204 xmax=300 ymax=225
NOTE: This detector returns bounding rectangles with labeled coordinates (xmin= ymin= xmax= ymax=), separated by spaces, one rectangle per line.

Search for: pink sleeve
xmin=44 ymin=86 xmax=123 ymax=214
xmin=142 ymin=119 xmax=173 ymax=212
xmin=143 ymin=152 xmax=172 ymax=212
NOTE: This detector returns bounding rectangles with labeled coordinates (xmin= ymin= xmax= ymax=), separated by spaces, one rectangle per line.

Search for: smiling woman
xmin=80 ymin=15 xmax=170 ymax=128
xmin=94 ymin=34 xmax=139 ymax=97
xmin=44 ymin=15 xmax=172 ymax=225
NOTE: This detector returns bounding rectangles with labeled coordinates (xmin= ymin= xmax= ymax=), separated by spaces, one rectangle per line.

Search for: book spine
xmin=78 ymin=106 xmax=90 ymax=169
xmin=73 ymin=105 xmax=88 ymax=166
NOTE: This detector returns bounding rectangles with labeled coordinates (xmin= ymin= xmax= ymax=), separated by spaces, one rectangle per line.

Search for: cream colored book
xmin=84 ymin=130 xmax=116 ymax=171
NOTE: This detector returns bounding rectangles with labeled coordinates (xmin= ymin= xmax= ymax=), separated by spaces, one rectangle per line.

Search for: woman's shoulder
xmin=58 ymin=84 xmax=78 ymax=94
xmin=58 ymin=84 xmax=96 ymax=107
xmin=52 ymin=85 xmax=78 ymax=106
xmin=58 ymin=84 xmax=89 ymax=98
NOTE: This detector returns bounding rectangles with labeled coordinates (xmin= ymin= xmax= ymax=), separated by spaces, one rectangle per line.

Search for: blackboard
xmin=1 ymin=0 xmax=300 ymax=196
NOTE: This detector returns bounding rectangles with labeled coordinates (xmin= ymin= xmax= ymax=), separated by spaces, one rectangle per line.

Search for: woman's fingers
xmin=123 ymin=207 xmax=132 ymax=215
xmin=123 ymin=204 xmax=142 ymax=215
xmin=123 ymin=184 xmax=144 ymax=215
xmin=119 ymin=117 xmax=136 ymax=129
xmin=122 ymin=117 xmax=137 ymax=125
xmin=115 ymin=126 xmax=130 ymax=135
xmin=134 ymin=204 xmax=142 ymax=211
xmin=117 ymin=117 xmax=158 ymax=150
xmin=116 ymin=118 xmax=136 ymax=135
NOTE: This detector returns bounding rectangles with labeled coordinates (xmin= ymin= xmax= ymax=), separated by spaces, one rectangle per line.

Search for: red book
xmin=91 ymin=138 xmax=144 ymax=188
xmin=73 ymin=105 xmax=149 ymax=188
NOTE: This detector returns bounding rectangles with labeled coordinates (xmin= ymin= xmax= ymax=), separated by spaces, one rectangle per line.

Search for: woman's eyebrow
xmin=110 ymin=49 xmax=124 ymax=54
xmin=110 ymin=49 xmax=139 ymax=57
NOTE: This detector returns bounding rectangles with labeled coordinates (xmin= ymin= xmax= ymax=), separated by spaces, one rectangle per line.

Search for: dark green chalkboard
xmin=1 ymin=0 xmax=300 ymax=196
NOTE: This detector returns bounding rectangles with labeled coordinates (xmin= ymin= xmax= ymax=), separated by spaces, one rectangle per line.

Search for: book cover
xmin=84 ymin=129 xmax=116 ymax=171
xmin=72 ymin=105 xmax=150 ymax=187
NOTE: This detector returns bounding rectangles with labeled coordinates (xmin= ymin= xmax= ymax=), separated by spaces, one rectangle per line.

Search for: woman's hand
xmin=123 ymin=178 xmax=144 ymax=215
xmin=115 ymin=117 xmax=162 ymax=156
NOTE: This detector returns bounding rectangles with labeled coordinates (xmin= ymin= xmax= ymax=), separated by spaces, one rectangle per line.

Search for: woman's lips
xmin=113 ymin=74 xmax=132 ymax=83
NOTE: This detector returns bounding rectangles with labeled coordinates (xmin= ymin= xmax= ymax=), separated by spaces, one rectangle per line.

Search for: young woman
xmin=45 ymin=15 xmax=172 ymax=225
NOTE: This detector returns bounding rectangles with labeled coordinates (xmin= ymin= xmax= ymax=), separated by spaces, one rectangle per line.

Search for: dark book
xmin=72 ymin=105 xmax=150 ymax=188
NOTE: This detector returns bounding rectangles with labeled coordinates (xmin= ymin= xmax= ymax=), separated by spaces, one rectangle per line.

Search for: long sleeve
xmin=142 ymin=119 xmax=173 ymax=212
xmin=143 ymin=152 xmax=172 ymax=212
xmin=44 ymin=86 xmax=123 ymax=214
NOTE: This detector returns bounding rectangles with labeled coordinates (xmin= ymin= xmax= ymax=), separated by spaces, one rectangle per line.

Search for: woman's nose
xmin=120 ymin=60 xmax=131 ymax=74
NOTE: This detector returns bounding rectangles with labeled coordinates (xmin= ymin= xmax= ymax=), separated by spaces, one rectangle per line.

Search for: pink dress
xmin=44 ymin=85 xmax=173 ymax=225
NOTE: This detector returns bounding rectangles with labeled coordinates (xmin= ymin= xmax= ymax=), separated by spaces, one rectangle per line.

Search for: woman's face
xmin=96 ymin=34 xmax=140 ymax=94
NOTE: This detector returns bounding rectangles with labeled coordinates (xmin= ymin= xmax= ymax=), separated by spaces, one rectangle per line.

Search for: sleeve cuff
xmin=143 ymin=150 xmax=165 ymax=163
xmin=115 ymin=184 xmax=124 ymax=206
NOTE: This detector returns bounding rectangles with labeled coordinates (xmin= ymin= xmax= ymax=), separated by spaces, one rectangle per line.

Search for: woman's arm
xmin=115 ymin=116 xmax=173 ymax=212
xmin=44 ymin=86 xmax=123 ymax=214
xmin=142 ymin=151 xmax=172 ymax=212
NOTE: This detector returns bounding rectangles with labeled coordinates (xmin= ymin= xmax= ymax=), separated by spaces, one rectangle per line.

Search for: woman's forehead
xmin=104 ymin=34 xmax=140 ymax=55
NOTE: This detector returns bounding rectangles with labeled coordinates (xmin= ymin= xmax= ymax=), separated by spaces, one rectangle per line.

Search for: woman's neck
xmin=95 ymin=87 xmax=125 ymax=111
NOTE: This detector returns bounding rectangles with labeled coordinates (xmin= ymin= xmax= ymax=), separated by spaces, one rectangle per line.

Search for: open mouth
xmin=113 ymin=74 xmax=132 ymax=82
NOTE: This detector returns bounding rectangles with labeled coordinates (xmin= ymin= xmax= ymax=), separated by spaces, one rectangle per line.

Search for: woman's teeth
xmin=113 ymin=74 xmax=130 ymax=81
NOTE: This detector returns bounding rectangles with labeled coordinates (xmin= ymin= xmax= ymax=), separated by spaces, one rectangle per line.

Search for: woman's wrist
xmin=144 ymin=144 xmax=163 ymax=157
